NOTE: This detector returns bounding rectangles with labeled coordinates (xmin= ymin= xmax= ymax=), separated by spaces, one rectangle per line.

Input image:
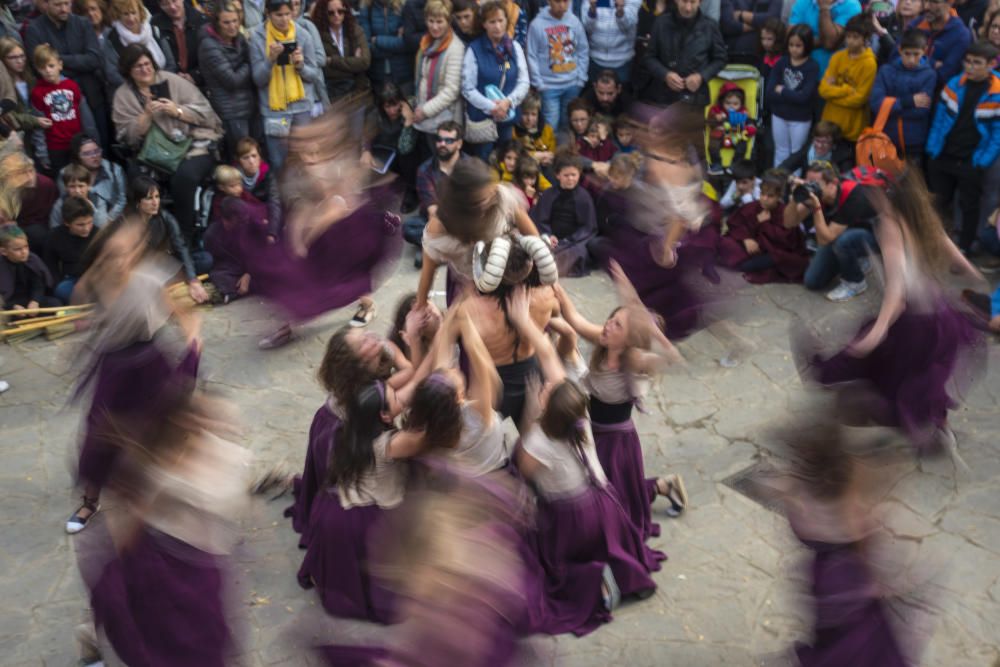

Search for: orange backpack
xmin=855 ymin=97 xmax=905 ymax=176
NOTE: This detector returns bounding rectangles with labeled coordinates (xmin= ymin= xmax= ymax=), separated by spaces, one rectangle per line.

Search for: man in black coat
xmin=152 ymin=0 xmax=208 ymax=85
xmin=639 ymin=0 xmax=727 ymax=107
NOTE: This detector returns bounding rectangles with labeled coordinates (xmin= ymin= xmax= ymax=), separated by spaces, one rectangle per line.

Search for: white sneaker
xmin=826 ymin=279 xmax=868 ymax=302
xmin=0 ymin=379 xmax=9 ymax=394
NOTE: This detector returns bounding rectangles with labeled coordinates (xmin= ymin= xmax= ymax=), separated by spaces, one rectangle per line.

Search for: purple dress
xmin=242 ymin=187 xmax=401 ymax=322
xmin=284 ymin=400 xmax=341 ymax=548
xmin=798 ymin=296 xmax=984 ymax=454
xmin=522 ymin=426 xmax=657 ymax=637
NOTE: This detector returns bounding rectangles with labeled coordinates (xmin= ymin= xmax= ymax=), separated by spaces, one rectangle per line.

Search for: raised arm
xmin=507 ymin=286 xmax=565 ymax=387
xmin=459 ymin=307 xmax=501 ymax=423
xmin=552 ymin=282 xmax=602 ymax=343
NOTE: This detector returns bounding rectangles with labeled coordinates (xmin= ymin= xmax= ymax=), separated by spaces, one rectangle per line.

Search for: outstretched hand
xmin=608 ymin=259 xmax=641 ymax=306
xmin=506 ymin=285 xmax=532 ymax=328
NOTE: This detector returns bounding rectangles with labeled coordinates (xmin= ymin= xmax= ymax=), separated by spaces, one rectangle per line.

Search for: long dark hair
xmin=125 ymin=174 xmax=159 ymax=213
xmin=327 ymin=381 xmax=389 ymax=489
xmin=405 ymin=372 xmax=463 ymax=451
xmin=388 ymin=293 xmax=417 ymax=358
xmin=539 ymin=380 xmax=591 ymax=472
xmin=436 ymin=158 xmax=500 ymax=244
xmin=317 ymin=327 xmax=393 ymax=407
xmin=311 ymin=0 xmax=360 ymax=40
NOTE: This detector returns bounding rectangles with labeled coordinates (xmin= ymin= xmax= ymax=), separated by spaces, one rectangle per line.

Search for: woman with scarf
xmin=250 ymin=0 xmax=322 ymax=170
xmin=461 ymin=0 xmax=530 ymax=160
xmin=412 ymin=0 xmax=465 ymax=157
xmin=101 ymin=0 xmax=176 ymax=97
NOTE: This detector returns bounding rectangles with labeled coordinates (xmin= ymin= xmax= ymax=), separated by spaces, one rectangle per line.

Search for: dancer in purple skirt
xmin=553 ymin=261 xmax=687 ymax=543
xmin=66 ymin=218 xmax=203 ymax=535
xmin=796 ymin=168 xmax=987 ymax=457
xmin=507 ymin=286 xmax=659 ymax=637
xmin=80 ymin=392 xmax=248 ymax=667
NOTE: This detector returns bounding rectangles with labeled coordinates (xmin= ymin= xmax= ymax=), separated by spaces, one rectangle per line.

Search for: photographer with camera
xmin=784 ymin=161 xmax=880 ymax=301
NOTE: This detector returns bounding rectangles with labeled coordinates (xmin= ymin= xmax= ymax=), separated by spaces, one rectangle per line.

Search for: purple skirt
xmin=592 ymin=420 xmax=667 ymax=553
xmin=297 ymin=489 xmax=397 ymax=623
xmin=284 ymin=403 xmax=340 ymax=547
xmin=532 ymin=486 xmax=657 ymax=636
xmin=77 ymin=341 xmax=200 ymax=490
xmin=803 ymin=300 xmax=984 ymax=454
xmin=795 ymin=538 xmax=907 ymax=667
xmin=242 ymin=192 xmax=401 ymax=322
xmin=90 ymin=528 xmax=232 ymax=667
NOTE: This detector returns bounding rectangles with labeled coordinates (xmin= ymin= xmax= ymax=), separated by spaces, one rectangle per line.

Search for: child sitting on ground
xmin=717 ymin=170 xmax=809 ymax=284
xmin=212 ymin=164 xmax=268 ymax=229
xmin=44 ymin=196 xmax=96 ymax=303
xmin=491 ymin=141 xmax=529 ymax=184
xmin=612 ymin=115 xmax=637 ymax=154
xmin=595 ymin=152 xmax=642 ymax=238
xmin=234 ymin=137 xmax=283 ymax=241
xmin=707 ymin=83 xmax=757 ymax=175
xmin=577 ymin=114 xmax=617 ymax=165
xmin=512 ymin=155 xmax=550 ymax=209
xmin=529 ymin=151 xmax=597 ymax=277
xmin=513 ymin=91 xmax=556 ymax=170
xmin=0 ymin=225 xmax=56 ymax=311
xmin=719 ymin=159 xmax=761 ymax=213
xmin=49 ymin=163 xmax=109 ymax=230
xmin=204 ymin=196 xmax=260 ymax=304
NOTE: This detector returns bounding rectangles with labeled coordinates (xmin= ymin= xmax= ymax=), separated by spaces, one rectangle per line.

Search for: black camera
xmin=792 ymin=180 xmax=822 ymax=204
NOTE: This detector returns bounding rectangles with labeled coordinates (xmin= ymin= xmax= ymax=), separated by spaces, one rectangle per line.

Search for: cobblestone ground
xmin=1 ymin=256 xmax=998 ymax=666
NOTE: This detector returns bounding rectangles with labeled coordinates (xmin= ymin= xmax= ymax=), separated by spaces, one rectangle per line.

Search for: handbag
xmin=138 ymin=123 xmax=192 ymax=173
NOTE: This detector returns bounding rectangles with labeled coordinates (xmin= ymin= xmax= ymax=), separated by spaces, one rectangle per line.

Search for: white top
xmin=450 ymin=401 xmax=507 ymax=477
xmin=337 ymin=431 xmax=407 ymax=510
xmin=421 ymin=183 xmax=522 ymax=279
xmin=584 ymin=364 xmax=650 ymax=406
xmin=521 ymin=423 xmax=607 ymax=500
xmin=144 ymin=431 xmax=251 ymax=555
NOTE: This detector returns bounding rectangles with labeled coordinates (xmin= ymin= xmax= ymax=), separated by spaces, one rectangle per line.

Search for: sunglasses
xmin=435 ymin=136 xmax=458 ymax=144
xmin=328 ymin=7 xmax=346 ymax=14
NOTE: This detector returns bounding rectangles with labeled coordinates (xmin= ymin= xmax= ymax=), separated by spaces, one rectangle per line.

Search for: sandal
xmin=657 ymin=474 xmax=688 ymax=517
xmin=66 ymin=496 xmax=100 ymax=535
xmin=349 ymin=302 xmax=377 ymax=328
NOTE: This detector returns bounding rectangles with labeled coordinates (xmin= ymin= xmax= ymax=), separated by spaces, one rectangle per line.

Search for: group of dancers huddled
xmin=62 ymin=102 xmax=989 ymax=666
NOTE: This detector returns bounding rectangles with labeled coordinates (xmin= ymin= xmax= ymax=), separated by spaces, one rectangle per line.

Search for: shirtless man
xmin=463 ymin=243 xmax=559 ymax=430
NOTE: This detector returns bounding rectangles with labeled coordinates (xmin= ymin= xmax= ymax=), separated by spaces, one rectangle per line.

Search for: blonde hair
xmin=0 ymin=152 xmax=36 ymax=222
xmin=609 ymin=152 xmax=642 ymax=177
xmin=214 ymin=164 xmax=242 ymax=185
xmin=108 ymin=0 xmax=148 ymax=23
xmin=424 ymin=0 xmax=452 ymax=19
xmin=31 ymin=44 xmax=61 ymax=71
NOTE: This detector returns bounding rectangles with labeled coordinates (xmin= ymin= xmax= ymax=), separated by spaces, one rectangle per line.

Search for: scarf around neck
xmin=416 ymin=28 xmax=453 ymax=102
xmin=114 ymin=19 xmax=167 ymax=67
xmin=265 ymin=20 xmax=305 ymax=111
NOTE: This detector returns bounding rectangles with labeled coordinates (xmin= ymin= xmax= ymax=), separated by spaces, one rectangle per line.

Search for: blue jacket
xmin=869 ymin=58 xmax=937 ymax=149
xmin=360 ymin=0 xmax=413 ymax=84
xmin=927 ymin=72 xmax=1000 ymax=169
xmin=907 ymin=13 xmax=971 ymax=89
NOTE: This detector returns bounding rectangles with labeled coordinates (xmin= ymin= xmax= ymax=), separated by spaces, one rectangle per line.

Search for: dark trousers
xmin=927 ymin=156 xmax=983 ymax=252
xmin=220 ymin=117 xmax=260 ymax=164
xmin=170 ymin=154 xmax=216 ymax=241
xmin=737 ymin=253 xmax=775 ymax=273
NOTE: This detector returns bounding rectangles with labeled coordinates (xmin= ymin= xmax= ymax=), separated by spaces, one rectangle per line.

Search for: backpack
xmin=855 ymin=97 xmax=905 ymax=175
xmin=837 ymin=166 xmax=891 ymax=209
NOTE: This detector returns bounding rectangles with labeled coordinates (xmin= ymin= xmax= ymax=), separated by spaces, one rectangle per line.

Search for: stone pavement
xmin=1 ymin=256 xmax=998 ymax=666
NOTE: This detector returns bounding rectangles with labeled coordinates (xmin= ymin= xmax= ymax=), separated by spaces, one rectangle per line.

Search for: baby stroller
xmin=703 ymin=64 xmax=764 ymax=189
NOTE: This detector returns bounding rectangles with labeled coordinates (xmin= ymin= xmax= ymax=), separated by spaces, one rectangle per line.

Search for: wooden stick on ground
xmin=0 ymin=303 xmax=94 ymax=317
xmin=1 ymin=312 xmax=91 ymax=336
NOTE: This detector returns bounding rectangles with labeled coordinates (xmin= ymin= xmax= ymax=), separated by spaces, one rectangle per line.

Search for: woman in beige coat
xmin=412 ymin=0 xmax=464 ymax=152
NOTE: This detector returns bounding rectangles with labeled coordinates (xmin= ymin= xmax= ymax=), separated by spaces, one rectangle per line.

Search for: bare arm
xmin=818 ymin=3 xmax=844 ymax=50
xmin=849 ymin=217 xmax=905 ymax=356
xmin=507 ymin=286 xmax=565 ymax=387
xmin=513 ymin=208 xmax=540 ymax=236
xmin=386 ymin=429 xmax=427 ymax=459
xmin=459 ymin=308 xmax=500 ymax=423
xmin=552 ymin=283 xmax=602 ymax=344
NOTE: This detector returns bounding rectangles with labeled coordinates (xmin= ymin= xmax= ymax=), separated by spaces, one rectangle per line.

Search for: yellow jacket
xmin=495 ymin=162 xmax=552 ymax=191
xmin=819 ymin=47 xmax=877 ymax=142
xmin=513 ymin=124 xmax=557 ymax=155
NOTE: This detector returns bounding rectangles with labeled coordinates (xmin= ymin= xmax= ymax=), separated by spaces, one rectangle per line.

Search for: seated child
xmin=719 ymin=159 xmax=761 ymax=213
xmin=577 ymin=114 xmax=617 ymax=165
xmin=612 ymin=114 xmax=637 ymax=154
xmin=595 ymin=152 xmax=642 ymax=238
xmin=513 ymin=91 xmax=556 ymax=169
xmin=717 ymin=171 xmax=809 ymax=284
xmin=707 ymin=82 xmax=757 ymax=175
xmin=565 ymin=98 xmax=609 ymax=178
xmin=512 ymin=154 xmax=550 ymax=209
xmin=491 ymin=140 xmax=529 ymax=183
xmin=44 ymin=196 xmax=96 ymax=303
xmin=0 ymin=225 xmax=57 ymax=311
xmin=234 ymin=137 xmax=283 ymax=240
xmin=29 ymin=45 xmax=96 ymax=174
xmin=49 ymin=163 xmax=109 ymax=230
xmin=212 ymin=164 xmax=269 ymax=230
xmin=529 ymin=151 xmax=597 ymax=277
xmin=204 ymin=196 xmax=259 ymax=304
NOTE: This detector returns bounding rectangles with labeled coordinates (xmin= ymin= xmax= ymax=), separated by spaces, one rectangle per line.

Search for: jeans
xmin=469 ymin=121 xmax=514 ymax=161
xmin=264 ymin=112 xmax=312 ymax=171
xmin=55 ymin=276 xmax=78 ymax=304
xmin=540 ymin=85 xmax=582 ymax=133
xmin=804 ymin=228 xmax=877 ymax=289
xmin=977 ymin=157 xmax=1000 ymax=245
xmin=737 ymin=253 xmax=775 ymax=273
xmin=926 ymin=156 xmax=984 ymax=252
xmin=403 ymin=215 xmax=426 ymax=246
xmin=771 ymin=116 xmax=812 ymax=168
xmin=588 ymin=60 xmax=632 ymax=84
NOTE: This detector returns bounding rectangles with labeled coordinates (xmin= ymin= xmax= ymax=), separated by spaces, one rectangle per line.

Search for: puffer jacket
xmin=198 ymin=25 xmax=256 ymax=121
xmin=639 ymin=8 xmax=727 ymax=106
xmin=359 ymin=0 xmax=413 ymax=86
xmin=927 ymin=71 xmax=1000 ymax=169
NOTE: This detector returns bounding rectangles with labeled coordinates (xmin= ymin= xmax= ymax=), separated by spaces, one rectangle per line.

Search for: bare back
xmin=466 ymin=285 xmax=558 ymax=367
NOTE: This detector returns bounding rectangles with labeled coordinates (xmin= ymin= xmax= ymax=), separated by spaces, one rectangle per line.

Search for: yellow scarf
xmin=266 ymin=20 xmax=305 ymax=111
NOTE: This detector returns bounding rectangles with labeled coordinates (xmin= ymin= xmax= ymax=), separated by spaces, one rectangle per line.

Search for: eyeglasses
xmin=80 ymin=149 xmax=102 ymax=157
xmin=964 ymin=57 xmax=989 ymax=66
xmin=5 ymin=53 xmax=26 ymax=60
xmin=990 ymin=23 xmax=1000 ymax=31
xmin=435 ymin=136 xmax=458 ymax=144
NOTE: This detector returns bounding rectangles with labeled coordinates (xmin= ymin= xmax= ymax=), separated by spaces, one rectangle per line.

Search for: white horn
xmin=473 ymin=236 xmax=512 ymax=293
xmin=519 ymin=235 xmax=559 ymax=285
